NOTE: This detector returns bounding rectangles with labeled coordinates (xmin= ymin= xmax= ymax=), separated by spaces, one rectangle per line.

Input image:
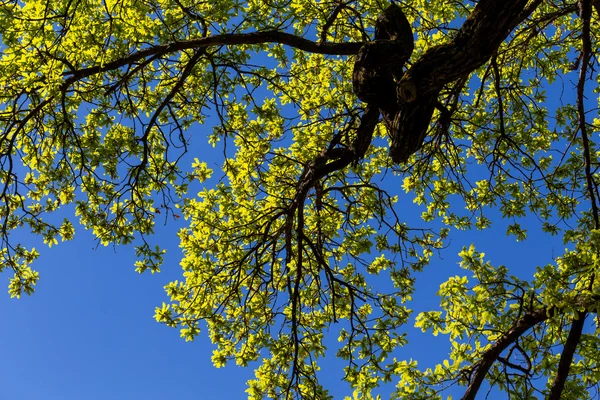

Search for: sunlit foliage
xmin=1 ymin=0 xmax=600 ymax=398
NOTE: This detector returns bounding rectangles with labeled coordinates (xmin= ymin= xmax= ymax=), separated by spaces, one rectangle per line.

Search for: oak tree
xmin=1 ymin=0 xmax=600 ymax=398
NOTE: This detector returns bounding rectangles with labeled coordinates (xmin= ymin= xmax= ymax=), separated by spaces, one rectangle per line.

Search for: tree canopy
xmin=1 ymin=0 xmax=600 ymax=398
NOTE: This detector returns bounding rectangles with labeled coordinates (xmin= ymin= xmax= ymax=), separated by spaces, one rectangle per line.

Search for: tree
xmin=1 ymin=0 xmax=599 ymax=398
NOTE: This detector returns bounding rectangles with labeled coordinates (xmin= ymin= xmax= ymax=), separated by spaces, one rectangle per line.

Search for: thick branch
xmin=390 ymin=0 xmax=542 ymax=163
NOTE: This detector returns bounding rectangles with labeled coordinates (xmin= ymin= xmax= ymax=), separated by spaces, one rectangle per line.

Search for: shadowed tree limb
xmin=35 ymin=0 xmax=544 ymax=170
xmin=389 ymin=0 xmax=543 ymax=163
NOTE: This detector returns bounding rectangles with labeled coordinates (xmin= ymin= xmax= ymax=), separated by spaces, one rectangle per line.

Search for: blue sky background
xmin=0 ymin=175 xmax=568 ymax=399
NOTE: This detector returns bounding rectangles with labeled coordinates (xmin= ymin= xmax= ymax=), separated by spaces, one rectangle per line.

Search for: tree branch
xmin=547 ymin=1 xmax=595 ymax=398
xmin=64 ymin=30 xmax=362 ymax=83
xmin=547 ymin=311 xmax=587 ymax=400
xmin=461 ymin=292 xmax=600 ymax=400
xmin=461 ymin=306 xmax=551 ymax=400
xmin=389 ymin=0 xmax=543 ymax=163
xmin=574 ymin=0 xmax=599 ymax=228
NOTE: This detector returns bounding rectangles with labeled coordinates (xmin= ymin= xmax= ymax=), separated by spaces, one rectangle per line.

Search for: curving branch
xmin=574 ymin=0 xmax=599 ymax=229
xmin=64 ymin=30 xmax=363 ymax=83
xmin=45 ymin=0 xmax=546 ymax=170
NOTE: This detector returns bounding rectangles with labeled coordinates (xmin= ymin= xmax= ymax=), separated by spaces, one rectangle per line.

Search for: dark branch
xmin=320 ymin=2 xmax=347 ymax=43
xmin=65 ymin=30 xmax=362 ymax=83
xmin=461 ymin=292 xmax=600 ymax=400
xmin=461 ymin=306 xmax=551 ymax=400
xmin=574 ymin=0 xmax=599 ymax=228
xmin=390 ymin=0 xmax=543 ymax=163
xmin=547 ymin=1 xmax=595 ymax=398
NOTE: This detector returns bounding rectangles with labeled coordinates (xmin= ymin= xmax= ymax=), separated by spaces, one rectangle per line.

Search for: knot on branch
xmin=352 ymin=0 xmax=535 ymax=164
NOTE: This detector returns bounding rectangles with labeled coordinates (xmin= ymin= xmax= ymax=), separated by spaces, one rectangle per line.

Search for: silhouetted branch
xmin=547 ymin=311 xmax=587 ymax=400
xmin=64 ymin=30 xmax=362 ymax=84
xmin=462 ymin=292 xmax=600 ymax=400
xmin=390 ymin=0 xmax=543 ymax=163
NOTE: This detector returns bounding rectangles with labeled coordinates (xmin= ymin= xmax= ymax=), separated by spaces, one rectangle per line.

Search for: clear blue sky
xmin=0 ymin=181 xmax=565 ymax=399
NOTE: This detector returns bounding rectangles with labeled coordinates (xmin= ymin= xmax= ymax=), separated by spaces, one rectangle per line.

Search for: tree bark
xmin=389 ymin=0 xmax=542 ymax=163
